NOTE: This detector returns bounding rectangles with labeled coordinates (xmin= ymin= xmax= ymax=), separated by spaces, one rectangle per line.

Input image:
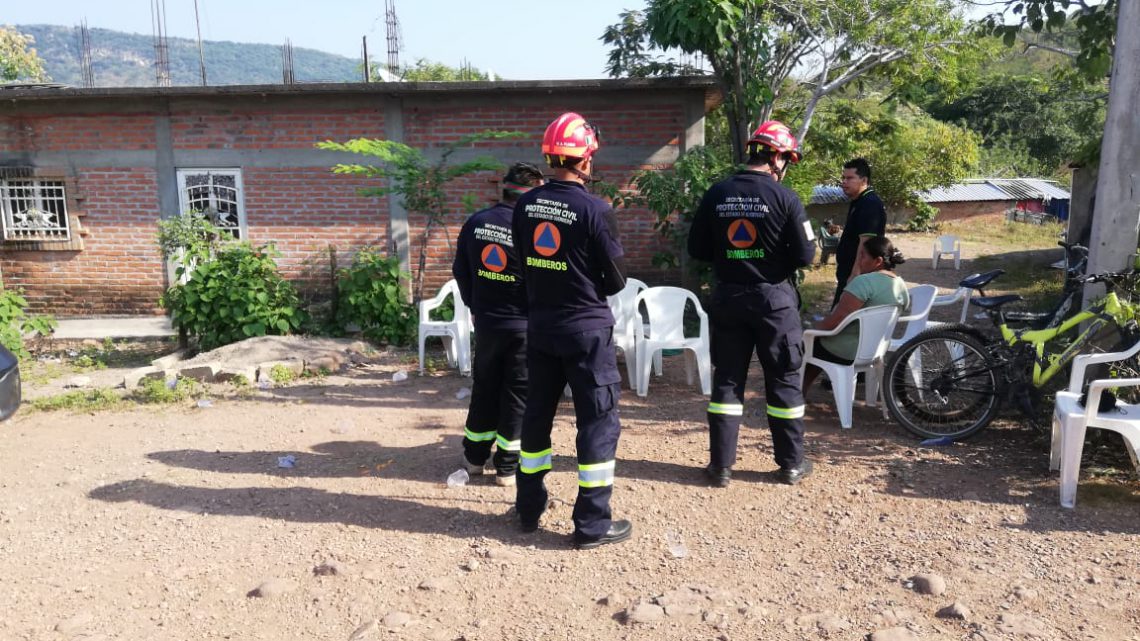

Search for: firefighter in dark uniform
xmin=688 ymin=120 xmax=817 ymax=487
xmin=453 ymin=162 xmax=546 ymax=486
xmin=512 ymin=112 xmax=632 ymax=549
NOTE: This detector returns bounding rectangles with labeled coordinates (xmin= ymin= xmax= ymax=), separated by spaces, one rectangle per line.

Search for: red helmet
xmin=748 ymin=120 xmax=801 ymax=163
xmin=541 ymin=112 xmax=601 ymax=165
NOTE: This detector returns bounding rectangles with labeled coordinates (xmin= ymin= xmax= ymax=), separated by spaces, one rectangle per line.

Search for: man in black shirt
xmin=513 ymin=112 xmax=631 ymax=549
xmin=453 ymin=162 xmax=545 ymax=486
xmin=688 ymin=120 xmax=816 ymax=487
xmin=834 ymin=158 xmax=887 ymax=307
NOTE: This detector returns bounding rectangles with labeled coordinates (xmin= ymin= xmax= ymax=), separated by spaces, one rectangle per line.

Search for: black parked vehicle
xmin=0 ymin=344 xmax=20 ymax=421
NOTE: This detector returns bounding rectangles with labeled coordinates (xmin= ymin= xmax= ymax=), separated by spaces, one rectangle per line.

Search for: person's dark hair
xmin=502 ymin=162 xmax=545 ymax=201
xmin=863 ymin=235 xmax=905 ymax=270
xmin=843 ymin=157 xmax=872 ymax=183
xmin=746 ymin=145 xmax=778 ymax=167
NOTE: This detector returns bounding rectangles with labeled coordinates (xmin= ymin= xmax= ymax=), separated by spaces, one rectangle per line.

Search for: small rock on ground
xmin=910 ymin=573 xmax=947 ymax=596
xmin=247 ymin=578 xmax=298 ymax=598
xmin=937 ymin=601 xmax=971 ymax=620
xmin=348 ymin=619 xmax=378 ymax=641
xmin=625 ymin=602 xmax=666 ymax=624
xmin=870 ymin=627 xmax=917 ymax=641
xmin=382 ymin=611 xmax=414 ymax=629
xmin=54 ymin=612 xmax=93 ymax=635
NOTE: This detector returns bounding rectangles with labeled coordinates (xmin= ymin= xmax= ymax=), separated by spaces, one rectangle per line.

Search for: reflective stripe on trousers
xmin=496 ymin=434 xmax=521 ymax=452
xmin=578 ymin=460 xmax=615 ymax=488
xmin=464 ymin=427 xmax=496 ymax=442
xmin=766 ymin=404 xmax=805 ymax=419
xmin=519 ymin=448 xmax=552 ymax=474
xmin=707 ymin=402 xmax=744 ymax=416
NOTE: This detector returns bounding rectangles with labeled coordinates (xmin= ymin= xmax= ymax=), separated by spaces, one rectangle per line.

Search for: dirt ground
xmin=3 ymin=225 xmax=1140 ymax=641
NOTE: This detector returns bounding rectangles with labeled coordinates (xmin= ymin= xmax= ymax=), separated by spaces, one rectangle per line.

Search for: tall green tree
xmin=0 ymin=25 xmax=48 ymax=82
xmin=602 ymin=0 xmax=980 ymax=160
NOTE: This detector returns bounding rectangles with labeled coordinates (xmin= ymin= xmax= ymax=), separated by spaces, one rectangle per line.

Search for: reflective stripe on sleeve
xmin=464 ymin=428 xmax=496 ymax=442
xmin=519 ymin=448 xmax=552 ymax=474
xmin=766 ymin=404 xmax=805 ymax=419
xmin=578 ymin=460 xmax=615 ymax=488
xmin=496 ymin=434 xmax=521 ymax=452
xmin=707 ymin=402 xmax=744 ymax=416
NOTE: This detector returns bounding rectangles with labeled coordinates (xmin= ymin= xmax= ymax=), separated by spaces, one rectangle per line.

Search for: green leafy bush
xmin=161 ymin=243 xmax=308 ymax=350
xmin=132 ymin=377 xmax=203 ymax=404
xmin=336 ymin=248 xmax=417 ymax=345
xmin=907 ymin=201 xmax=939 ymax=232
xmin=0 ymin=287 xmax=56 ymax=359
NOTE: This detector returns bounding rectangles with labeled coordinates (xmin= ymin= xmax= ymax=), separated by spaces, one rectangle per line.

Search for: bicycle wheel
xmin=884 ymin=328 xmax=1003 ymax=440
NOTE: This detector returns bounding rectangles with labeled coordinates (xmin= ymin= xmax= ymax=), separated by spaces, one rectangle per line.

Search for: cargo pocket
xmin=780 ymin=336 xmax=805 ymax=372
xmin=590 ymin=367 xmax=623 ymax=415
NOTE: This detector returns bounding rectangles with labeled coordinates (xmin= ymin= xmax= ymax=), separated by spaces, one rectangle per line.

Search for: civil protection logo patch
xmin=727 ymin=219 xmax=757 ymax=249
xmin=481 ymin=243 xmax=507 ymax=273
xmin=533 ymin=222 xmax=561 ymax=257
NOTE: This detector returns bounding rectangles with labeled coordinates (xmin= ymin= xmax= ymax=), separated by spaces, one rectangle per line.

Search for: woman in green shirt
xmin=803 ymin=236 xmax=909 ymax=394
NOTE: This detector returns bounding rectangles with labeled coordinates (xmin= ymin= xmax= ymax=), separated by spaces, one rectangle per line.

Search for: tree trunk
xmin=1084 ymin=1 xmax=1140 ymax=306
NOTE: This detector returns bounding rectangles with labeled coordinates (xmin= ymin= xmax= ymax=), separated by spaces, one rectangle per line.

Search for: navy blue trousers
xmin=707 ymin=281 xmax=807 ymax=470
xmin=516 ymin=328 xmax=622 ymax=541
xmin=462 ymin=327 xmax=527 ymax=476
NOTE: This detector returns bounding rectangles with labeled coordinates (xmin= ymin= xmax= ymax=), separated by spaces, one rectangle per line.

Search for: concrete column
xmin=1085 ymin=1 xmax=1140 ymax=306
xmin=383 ymin=98 xmax=411 ymax=279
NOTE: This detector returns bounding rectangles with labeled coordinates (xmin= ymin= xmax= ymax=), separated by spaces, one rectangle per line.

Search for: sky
xmin=5 ymin=0 xmax=649 ymax=80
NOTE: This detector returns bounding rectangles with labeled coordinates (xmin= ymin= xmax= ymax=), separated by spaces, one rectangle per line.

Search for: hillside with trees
xmin=13 ymin=24 xmax=362 ymax=86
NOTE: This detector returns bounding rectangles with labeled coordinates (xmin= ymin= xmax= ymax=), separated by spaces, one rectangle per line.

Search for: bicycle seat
xmin=970 ymin=294 xmax=1023 ymax=310
xmin=959 ymin=269 xmax=1005 ymax=290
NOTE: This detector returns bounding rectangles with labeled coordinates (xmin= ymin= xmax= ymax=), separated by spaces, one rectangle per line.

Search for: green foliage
xmin=805 ymin=99 xmax=980 ymax=212
xmin=926 ymin=74 xmax=1106 ymax=176
xmin=318 ymin=130 xmax=525 ymax=301
xmin=335 ymin=248 xmax=417 ymax=346
xmin=157 ymin=212 xmax=221 ymax=262
xmin=160 ymin=243 xmax=308 ymax=351
xmin=907 ymin=202 xmax=939 ymax=232
xmin=132 ymin=377 xmax=203 ymax=404
xmin=30 ymin=389 xmax=122 ymax=413
xmin=14 ymin=24 xmax=361 ymax=87
xmin=268 ymin=364 xmax=296 ymax=385
xmin=1 ymin=26 xmax=47 ymax=82
xmin=979 ymin=1 xmax=1117 ymax=80
xmin=399 ymin=58 xmax=490 ymax=81
xmin=0 ymin=288 xmax=56 ymax=359
xmin=603 ymin=0 xmax=981 ymax=156
xmin=630 ymin=145 xmax=735 ymax=277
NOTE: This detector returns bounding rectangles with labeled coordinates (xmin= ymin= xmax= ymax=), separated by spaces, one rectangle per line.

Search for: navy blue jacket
xmin=687 ymin=170 xmax=816 ymax=284
xmin=511 ymin=180 xmax=625 ymax=334
xmin=452 ymin=202 xmax=527 ymax=331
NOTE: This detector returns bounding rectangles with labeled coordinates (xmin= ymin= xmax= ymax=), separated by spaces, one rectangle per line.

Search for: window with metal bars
xmin=0 ymin=179 xmax=71 ymax=241
xmin=176 ymin=169 xmax=246 ymax=239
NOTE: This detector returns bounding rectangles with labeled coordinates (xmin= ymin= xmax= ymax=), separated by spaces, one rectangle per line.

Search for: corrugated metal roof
xmin=986 ymin=178 xmax=1071 ymax=201
xmin=807 ymin=178 xmax=1071 ymax=206
xmin=922 ymin=181 xmax=1013 ymax=203
xmin=809 ymin=185 xmax=847 ymax=205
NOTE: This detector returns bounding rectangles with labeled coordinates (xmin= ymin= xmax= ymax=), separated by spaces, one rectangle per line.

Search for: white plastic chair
xmin=800 ymin=305 xmax=900 ymax=428
xmin=608 ymin=278 xmax=649 ymax=390
xmin=1050 ymin=340 xmax=1140 ymax=508
xmin=634 ymin=287 xmax=711 ymax=397
xmin=417 ymin=279 xmax=473 ymax=376
xmin=932 ymin=235 xmax=962 ymax=270
xmin=931 ymin=285 xmax=973 ymax=324
xmin=889 ymin=284 xmax=938 ymax=352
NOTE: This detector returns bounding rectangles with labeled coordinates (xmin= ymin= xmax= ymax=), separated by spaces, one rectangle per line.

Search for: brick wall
xmin=0 ymin=168 xmax=166 ymax=315
xmin=0 ymin=82 xmax=709 ymax=315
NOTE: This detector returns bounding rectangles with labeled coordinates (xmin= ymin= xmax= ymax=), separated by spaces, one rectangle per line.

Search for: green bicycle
xmin=883 ymin=271 xmax=1140 ymax=440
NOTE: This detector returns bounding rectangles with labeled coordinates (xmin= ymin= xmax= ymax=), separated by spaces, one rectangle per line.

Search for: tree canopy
xmin=0 ymin=26 xmax=48 ymax=82
xmin=603 ymin=0 xmax=980 ymax=160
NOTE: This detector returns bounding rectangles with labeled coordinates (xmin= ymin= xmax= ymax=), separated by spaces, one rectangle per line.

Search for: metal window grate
xmin=179 ymin=171 xmax=243 ymax=239
xmin=1 ymin=179 xmax=71 ymax=241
